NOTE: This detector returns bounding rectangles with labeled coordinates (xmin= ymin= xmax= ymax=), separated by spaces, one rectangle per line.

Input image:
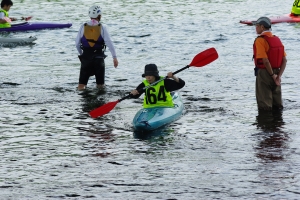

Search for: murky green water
xmin=1 ymin=0 xmax=300 ymax=199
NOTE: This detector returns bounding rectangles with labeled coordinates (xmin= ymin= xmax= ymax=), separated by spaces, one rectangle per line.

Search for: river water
xmin=1 ymin=0 xmax=300 ymax=199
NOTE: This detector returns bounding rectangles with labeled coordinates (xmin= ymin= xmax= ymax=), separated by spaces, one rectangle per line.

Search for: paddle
xmin=20 ymin=16 xmax=32 ymax=21
xmin=89 ymin=47 xmax=219 ymax=118
xmin=4 ymin=16 xmax=32 ymax=22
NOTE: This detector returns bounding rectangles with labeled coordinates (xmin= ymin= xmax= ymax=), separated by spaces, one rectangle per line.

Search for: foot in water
xmin=97 ymin=84 xmax=105 ymax=90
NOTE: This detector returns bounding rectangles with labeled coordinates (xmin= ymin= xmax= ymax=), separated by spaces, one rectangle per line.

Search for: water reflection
xmin=77 ymin=123 xmax=115 ymax=158
xmin=254 ymin=110 xmax=289 ymax=162
xmin=133 ymin=126 xmax=174 ymax=140
xmin=76 ymin=88 xmax=116 ymax=158
xmin=255 ymin=110 xmax=285 ymax=133
xmin=78 ymin=88 xmax=107 ymax=113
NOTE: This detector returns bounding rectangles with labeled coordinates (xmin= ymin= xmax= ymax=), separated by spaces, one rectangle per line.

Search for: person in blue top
xmin=291 ymin=0 xmax=300 ymax=16
xmin=75 ymin=5 xmax=119 ymax=90
xmin=130 ymin=64 xmax=185 ymax=108
xmin=0 ymin=0 xmax=16 ymax=28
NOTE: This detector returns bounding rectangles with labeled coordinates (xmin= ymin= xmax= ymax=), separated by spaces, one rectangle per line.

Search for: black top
xmin=131 ymin=76 xmax=185 ymax=99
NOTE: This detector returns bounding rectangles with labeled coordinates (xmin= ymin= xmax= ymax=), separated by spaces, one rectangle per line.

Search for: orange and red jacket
xmin=253 ymin=35 xmax=284 ymax=69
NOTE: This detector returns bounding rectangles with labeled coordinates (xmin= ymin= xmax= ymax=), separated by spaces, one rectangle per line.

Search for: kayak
xmin=240 ymin=14 xmax=300 ymax=25
xmin=0 ymin=21 xmax=72 ymax=32
xmin=0 ymin=36 xmax=37 ymax=43
xmin=132 ymin=92 xmax=184 ymax=131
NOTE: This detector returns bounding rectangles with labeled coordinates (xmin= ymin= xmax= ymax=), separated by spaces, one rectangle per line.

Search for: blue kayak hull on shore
xmin=132 ymin=92 xmax=184 ymax=131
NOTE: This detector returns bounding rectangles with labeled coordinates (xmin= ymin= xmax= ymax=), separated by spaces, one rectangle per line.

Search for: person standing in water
xmin=252 ymin=17 xmax=287 ymax=111
xmin=75 ymin=5 xmax=118 ymax=90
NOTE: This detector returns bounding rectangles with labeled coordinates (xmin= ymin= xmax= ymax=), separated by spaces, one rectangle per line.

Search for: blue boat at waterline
xmin=0 ymin=22 xmax=72 ymax=32
xmin=132 ymin=92 xmax=184 ymax=131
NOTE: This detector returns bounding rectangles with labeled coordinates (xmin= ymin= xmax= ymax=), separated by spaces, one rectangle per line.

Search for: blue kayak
xmin=132 ymin=92 xmax=184 ymax=131
xmin=0 ymin=22 xmax=72 ymax=32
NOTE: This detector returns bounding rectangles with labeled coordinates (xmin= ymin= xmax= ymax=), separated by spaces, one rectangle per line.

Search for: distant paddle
xmin=20 ymin=16 xmax=32 ymax=21
xmin=89 ymin=47 xmax=219 ymax=118
xmin=4 ymin=16 xmax=32 ymax=22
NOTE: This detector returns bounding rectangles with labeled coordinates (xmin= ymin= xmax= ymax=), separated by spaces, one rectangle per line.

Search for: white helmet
xmin=89 ymin=5 xmax=102 ymax=18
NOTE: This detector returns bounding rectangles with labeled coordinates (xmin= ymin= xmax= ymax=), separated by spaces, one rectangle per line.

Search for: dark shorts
xmin=79 ymin=55 xmax=105 ymax=85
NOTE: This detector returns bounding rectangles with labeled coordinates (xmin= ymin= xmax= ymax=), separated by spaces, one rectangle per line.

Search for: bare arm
xmin=262 ymin=58 xmax=273 ymax=76
xmin=262 ymin=58 xmax=280 ymax=86
xmin=278 ymin=56 xmax=287 ymax=77
xmin=276 ymin=56 xmax=287 ymax=86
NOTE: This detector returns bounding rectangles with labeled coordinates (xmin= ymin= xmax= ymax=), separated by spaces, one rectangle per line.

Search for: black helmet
xmin=142 ymin=64 xmax=159 ymax=77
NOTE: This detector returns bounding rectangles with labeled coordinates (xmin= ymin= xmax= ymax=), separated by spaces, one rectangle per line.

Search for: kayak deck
xmin=132 ymin=92 xmax=184 ymax=131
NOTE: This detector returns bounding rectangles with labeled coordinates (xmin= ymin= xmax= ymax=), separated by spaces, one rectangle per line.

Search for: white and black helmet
xmin=89 ymin=5 xmax=102 ymax=18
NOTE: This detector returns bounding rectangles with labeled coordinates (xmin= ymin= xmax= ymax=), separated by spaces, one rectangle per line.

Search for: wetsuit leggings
xmin=79 ymin=57 xmax=105 ymax=85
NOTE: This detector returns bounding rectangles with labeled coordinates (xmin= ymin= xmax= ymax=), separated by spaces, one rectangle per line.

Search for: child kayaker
xmin=0 ymin=0 xmax=16 ymax=28
xmin=291 ymin=0 xmax=300 ymax=16
xmin=130 ymin=64 xmax=185 ymax=108
xmin=0 ymin=0 xmax=29 ymax=28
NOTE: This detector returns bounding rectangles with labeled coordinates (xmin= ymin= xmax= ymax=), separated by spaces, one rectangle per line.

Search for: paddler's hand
xmin=3 ymin=17 xmax=11 ymax=22
xmin=167 ymin=72 xmax=179 ymax=82
xmin=271 ymin=74 xmax=280 ymax=86
xmin=131 ymin=89 xmax=139 ymax=96
xmin=274 ymin=74 xmax=281 ymax=86
xmin=21 ymin=16 xmax=32 ymax=21
xmin=113 ymin=58 xmax=118 ymax=68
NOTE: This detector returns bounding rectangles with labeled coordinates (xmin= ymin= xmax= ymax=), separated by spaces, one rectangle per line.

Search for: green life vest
xmin=142 ymin=76 xmax=174 ymax=108
xmin=0 ymin=9 xmax=11 ymax=28
xmin=291 ymin=0 xmax=300 ymax=15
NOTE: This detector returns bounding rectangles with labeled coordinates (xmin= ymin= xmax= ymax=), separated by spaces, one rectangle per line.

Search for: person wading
xmin=75 ymin=5 xmax=118 ymax=90
xmin=253 ymin=17 xmax=287 ymax=111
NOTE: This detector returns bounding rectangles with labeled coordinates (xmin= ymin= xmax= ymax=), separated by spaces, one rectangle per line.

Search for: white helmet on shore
xmin=89 ymin=5 xmax=102 ymax=18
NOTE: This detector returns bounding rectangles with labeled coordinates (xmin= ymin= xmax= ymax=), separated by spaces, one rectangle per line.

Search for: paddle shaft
xmin=117 ymin=65 xmax=190 ymax=103
xmin=18 ymin=16 xmax=32 ymax=21
xmin=3 ymin=16 xmax=32 ymax=23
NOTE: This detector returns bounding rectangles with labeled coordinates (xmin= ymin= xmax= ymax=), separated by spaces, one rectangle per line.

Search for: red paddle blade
xmin=89 ymin=100 xmax=119 ymax=118
xmin=189 ymin=47 xmax=218 ymax=67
